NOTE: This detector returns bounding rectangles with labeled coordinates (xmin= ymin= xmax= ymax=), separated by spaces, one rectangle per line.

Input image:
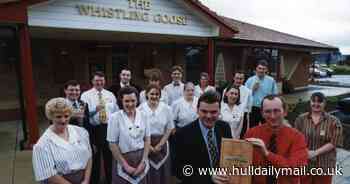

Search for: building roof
xmin=221 ymin=16 xmax=338 ymax=50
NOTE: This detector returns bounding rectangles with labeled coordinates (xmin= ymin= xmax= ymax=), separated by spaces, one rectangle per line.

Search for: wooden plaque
xmin=220 ymin=138 xmax=253 ymax=184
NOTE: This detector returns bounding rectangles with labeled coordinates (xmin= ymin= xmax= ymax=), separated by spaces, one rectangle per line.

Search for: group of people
xmin=32 ymin=60 xmax=343 ymax=184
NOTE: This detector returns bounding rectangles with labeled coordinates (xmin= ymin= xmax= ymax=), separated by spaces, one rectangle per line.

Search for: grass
xmin=329 ymin=64 xmax=350 ymax=75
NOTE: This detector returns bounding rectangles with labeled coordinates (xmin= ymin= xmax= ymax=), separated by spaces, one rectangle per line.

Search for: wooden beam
xmin=19 ymin=24 xmax=39 ymax=148
xmin=207 ymin=38 xmax=215 ymax=85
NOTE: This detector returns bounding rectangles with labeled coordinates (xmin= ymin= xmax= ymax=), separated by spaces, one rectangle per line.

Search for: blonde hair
xmin=45 ymin=97 xmax=72 ymax=120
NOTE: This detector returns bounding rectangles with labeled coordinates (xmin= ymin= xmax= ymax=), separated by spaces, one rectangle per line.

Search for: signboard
xmin=28 ymin=0 xmax=218 ymax=37
xmin=220 ymin=138 xmax=253 ymax=184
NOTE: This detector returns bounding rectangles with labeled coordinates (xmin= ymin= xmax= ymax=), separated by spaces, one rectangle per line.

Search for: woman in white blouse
xmin=107 ymin=86 xmax=151 ymax=184
xmin=194 ymin=72 xmax=216 ymax=98
xmin=138 ymin=84 xmax=174 ymax=184
xmin=139 ymin=69 xmax=168 ymax=105
xmin=220 ymin=85 xmax=244 ymax=138
xmin=172 ymin=82 xmax=199 ymax=129
xmin=32 ymin=98 xmax=92 ymax=184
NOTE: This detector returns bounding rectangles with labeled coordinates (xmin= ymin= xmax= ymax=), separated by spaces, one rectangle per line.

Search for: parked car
xmin=309 ymin=67 xmax=328 ymax=77
xmin=330 ymin=97 xmax=350 ymax=125
xmin=309 ymin=64 xmax=333 ymax=77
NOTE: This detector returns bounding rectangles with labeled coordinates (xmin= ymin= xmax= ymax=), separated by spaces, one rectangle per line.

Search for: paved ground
xmin=317 ymin=75 xmax=350 ymax=86
xmin=283 ymin=85 xmax=350 ymax=104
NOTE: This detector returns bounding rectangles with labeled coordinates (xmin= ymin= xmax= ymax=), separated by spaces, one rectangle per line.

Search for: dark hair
xmin=117 ymin=86 xmax=139 ymax=109
xmin=197 ymin=90 xmax=221 ymax=109
xmin=184 ymin=82 xmax=195 ymax=91
xmin=261 ymin=94 xmax=286 ymax=110
xmin=223 ymin=84 xmax=241 ymax=105
xmin=310 ymin=92 xmax=326 ymax=103
xmin=200 ymin=72 xmax=209 ymax=79
xmin=145 ymin=84 xmax=162 ymax=100
xmin=64 ymin=80 xmax=80 ymax=89
xmin=120 ymin=67 xmax=131 ymax=73
xmin=171 ymin=65 xmax=183 ymax=73
xmin=256 ymin=59 xmax=269 ymax=67
xmin=92 ymin=71 xmax=105 ymax=79
xmin=234 ymin=70 xmax=245 ymax=76
xmin=149 ymin=70 xmax=161 ymax=82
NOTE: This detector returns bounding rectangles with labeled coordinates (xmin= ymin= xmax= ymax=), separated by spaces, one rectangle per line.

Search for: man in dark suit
xmin=174 ymin=91 xmax=233 ymax=184
xmin=108 ymin=68 xmax=141 ymax=107
xmin=63 ymin=80 xmax=90 ymax=130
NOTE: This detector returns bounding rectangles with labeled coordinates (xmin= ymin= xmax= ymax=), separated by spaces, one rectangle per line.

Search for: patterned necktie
xmin=267 ymin=133 xmax=277 ymax=184
xmin=73 ymin=101 xmax=78 ymax=109
xmin=207 ymin=129 xmax=219 ymax=168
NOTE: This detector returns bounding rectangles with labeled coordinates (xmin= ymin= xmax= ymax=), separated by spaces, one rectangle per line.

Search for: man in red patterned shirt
xmin=244 ymin=95 xmax=308 ymax=184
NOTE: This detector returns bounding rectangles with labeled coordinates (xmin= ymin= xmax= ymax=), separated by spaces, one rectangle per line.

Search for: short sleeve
xmin=330 ymin=117 xmax=343 ymax=147
xmin=144 ymin=114 xmax=151 ymax=138
xmin=166 ymin=107 xmax=175 ymax=130
xmin=79 ymin=128 xmax=92 ymax=159
xmin=171 ymin=102 xmax=179 ymax=121
xmin=244 ymin=78 xmax=251 ymax=89
xmin=272 ymin=79 xmax=278 ymax=95
xmin=107 ymin=113 xmax=119 ymax=143
xmin=294 ymin=116 xmax=303 ymax=131
xmin=32 ymin=145 xmax=57 ymax=181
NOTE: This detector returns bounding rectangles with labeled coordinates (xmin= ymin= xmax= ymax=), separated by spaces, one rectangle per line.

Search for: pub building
xmin=0 ymin=0 xmax=338 ymax=148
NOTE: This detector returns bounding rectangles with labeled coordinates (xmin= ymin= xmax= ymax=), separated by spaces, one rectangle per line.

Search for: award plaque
xmin=220 ymin=138 xmax=253 ymax=184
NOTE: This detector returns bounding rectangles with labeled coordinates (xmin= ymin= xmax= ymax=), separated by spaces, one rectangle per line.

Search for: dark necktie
xmin=207 ymin=129 xmax=219 ymax=168
xmin=73 ymin=101 xmax=78 ymax=109
xmin=267 ymin=133 xmax=277 ymax=184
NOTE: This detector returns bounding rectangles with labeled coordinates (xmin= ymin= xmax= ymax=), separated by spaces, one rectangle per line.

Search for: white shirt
xmin=139 ymin=89 xmax=169 ymax=105
xmin=163 ymin=81 xmax=184 ymax=105
xmin=107 ymin=109 xmax=151 ymax=154
xmin=138 ymin=102 xmax=175 ymax=135
xmin=81 ymin=88 xmax=118 ymax=125
xmin=32 ymin=125 xmax=92 ymax=181
xmin=222 ymin=85 xmax=253 ymax=113
xmin=194 ymin=85 xmax=216 ymax=97
xmin=172 ymin=96 xmax=199 ymax=128
xmin=220 ymin=103 xmax=244 ymax=138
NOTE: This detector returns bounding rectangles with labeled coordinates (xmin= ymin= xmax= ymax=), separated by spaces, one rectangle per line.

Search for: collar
xmin=172 ymin=81 xmax=182 ymax=86
xmin=143 ymin=102 xmax=163 ymax=116
xmin=122 ymin=109 xmax=142 ymax=126
xmin=47 ymin=125 xmax=80 ymax=150
xmin=93 ymin=87 xmax=104 ymax=94
xmin=198 ymin=119 xmax=215 ymax=136
xmin=65 ymin=98 xmax=78 ymax=105
xmin=120 ymin=82 xmax=130 ymax=88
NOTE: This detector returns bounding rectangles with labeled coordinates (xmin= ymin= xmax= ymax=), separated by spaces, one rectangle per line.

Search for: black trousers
xmin=249 ymin=107 xmax=264 ymax=128
xmin=90 ymin=124 xmax=112 ymax=184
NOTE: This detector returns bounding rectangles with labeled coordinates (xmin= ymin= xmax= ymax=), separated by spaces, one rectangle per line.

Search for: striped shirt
xmin=294 ymin=112 xmax=343 ymax=170
xmin=32 ymin=125 xmax=92 ymax=181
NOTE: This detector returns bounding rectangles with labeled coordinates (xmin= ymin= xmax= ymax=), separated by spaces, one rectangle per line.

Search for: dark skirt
xmin=63 ymin=170 xmax=85 ymax=184
xmin=112 ymin=149 xmax=149 ymax=184
xmin=40 ymin=170 xmax=85 ymax=184
xmin=148 ymin=135 xmax=171 ymax=184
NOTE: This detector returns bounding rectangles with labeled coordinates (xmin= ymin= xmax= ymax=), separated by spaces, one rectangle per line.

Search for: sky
xmin=200 ymin=0 xmax=350 ymax=55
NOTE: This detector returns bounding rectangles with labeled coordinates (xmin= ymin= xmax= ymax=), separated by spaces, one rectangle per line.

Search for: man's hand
xmin=246 ymin=138 xmax=269 ymax=156
xmin=212 ymin=174 xmax=229 ymax=184
xmin=96 ymin=105 xmax=104 ymax=112
xmin=252 ymin=81 xmax=260 ymax=91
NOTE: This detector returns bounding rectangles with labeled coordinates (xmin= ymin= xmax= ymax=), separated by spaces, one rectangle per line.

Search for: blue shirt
xmin=198 ymin=120 xmax=218 ymax=167
xmin=245 ymin=75 xmax=278 ymax=107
